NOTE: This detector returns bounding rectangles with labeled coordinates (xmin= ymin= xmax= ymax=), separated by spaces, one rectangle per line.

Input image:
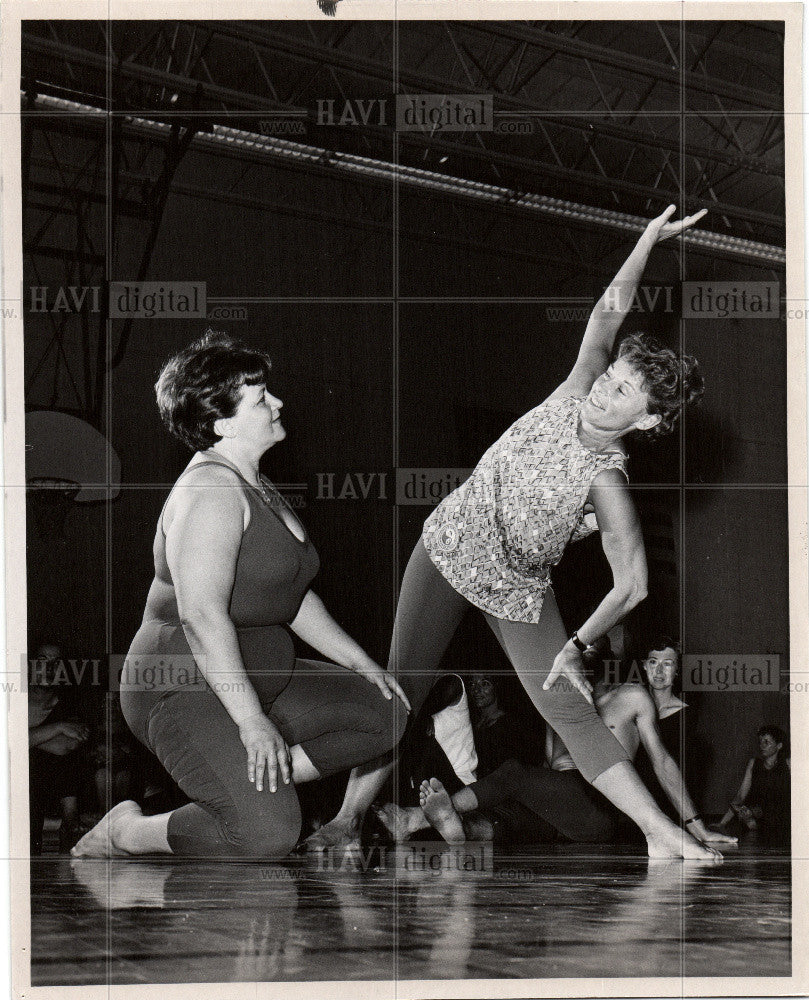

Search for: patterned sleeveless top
xmin=422 ymin=394 xmax=628 ymax=623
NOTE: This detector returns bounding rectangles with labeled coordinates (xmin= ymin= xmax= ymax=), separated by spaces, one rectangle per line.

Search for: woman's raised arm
xmin=561 ymin=206 xmax=707 ymax=398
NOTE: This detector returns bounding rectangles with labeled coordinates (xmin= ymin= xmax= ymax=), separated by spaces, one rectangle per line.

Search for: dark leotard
xmin=120 ymin=460 xmax=320 ymax=743
xmin=748 ymin=755 xmax=790 ymax=845
xmin=118 ymin=459 xmax=405 ymax=858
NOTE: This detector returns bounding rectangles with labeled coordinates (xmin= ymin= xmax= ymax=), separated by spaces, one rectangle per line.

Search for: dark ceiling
xmin=18 ymin=17 xmax=786 ymax=424
xmin=21 ymin=19 xmax=785 ymax=247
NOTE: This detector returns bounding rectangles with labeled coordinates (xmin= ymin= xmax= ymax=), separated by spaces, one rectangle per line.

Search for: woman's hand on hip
xmin=351 ymin=656 xmax=412 ymax=713
xmin=238 ymin=712 xmax=291 ymax=792
xmin=543 ymin=643 xmax=594 ymax=705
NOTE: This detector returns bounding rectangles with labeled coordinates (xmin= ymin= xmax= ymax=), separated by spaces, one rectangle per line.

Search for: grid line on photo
xmin=391 ymin=8 xmax=401 ymax=986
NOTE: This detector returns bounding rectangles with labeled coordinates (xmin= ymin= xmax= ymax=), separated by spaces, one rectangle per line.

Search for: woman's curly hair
xmin=617 ymin=332 xmax=704 ymax=440
xmin=155 ymin=329 xmax=273 ymax=451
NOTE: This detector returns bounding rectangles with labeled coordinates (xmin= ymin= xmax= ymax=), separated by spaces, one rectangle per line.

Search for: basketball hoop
xmin=25 ymin=410 xmax=121 ymax=503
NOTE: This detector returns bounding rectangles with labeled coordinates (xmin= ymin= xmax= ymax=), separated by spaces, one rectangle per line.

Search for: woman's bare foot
xmin=70 ymin=801 xmax=142 ymax=858
xmin=302 ymin=815 xmax=362 ymax=853
xmin=419 ymin=779 xmax=465 ymax=845
xmin=646 ymin=822 xmax=723 ymax=862
xmin=373 ymin=802 xmax=426 ymax=843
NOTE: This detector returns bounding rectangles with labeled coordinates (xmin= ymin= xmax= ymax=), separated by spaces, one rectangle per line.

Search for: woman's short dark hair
xmin=155 ymin=330 xmax=273 ymax=451
xmin=758 ymin=724 xmax=788 ymax=752
xmin=617 ymin=332 xmax=705 ymax=440
xmin=643 ymin=635 xmax=681 ymax=659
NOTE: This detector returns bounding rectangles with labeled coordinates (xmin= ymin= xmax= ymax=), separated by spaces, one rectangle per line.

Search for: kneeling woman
xmin=73 ymin=332 xmax=410 ymax=859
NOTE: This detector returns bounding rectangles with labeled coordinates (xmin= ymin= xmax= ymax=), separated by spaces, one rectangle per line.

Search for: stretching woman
xmin=73 ymin=331 xmax=410 ymax=859
xmin=309 ymin=206 xmax=719 ymax=860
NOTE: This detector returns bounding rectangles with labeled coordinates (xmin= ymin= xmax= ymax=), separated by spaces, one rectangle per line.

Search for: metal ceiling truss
xmin=22 ymin=100 xmax=197 ymax=423
xmin=20 ymin=19 xmax=785 ymax=406
xmin=21 ymin=21 xmax=784 ymax=243
xmin=27 ymin=94 xmax=786 ymax=268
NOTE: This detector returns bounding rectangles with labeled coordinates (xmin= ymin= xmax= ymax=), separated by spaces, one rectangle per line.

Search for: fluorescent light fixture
xmin=28 ymin=93 xmax=785 ymax=267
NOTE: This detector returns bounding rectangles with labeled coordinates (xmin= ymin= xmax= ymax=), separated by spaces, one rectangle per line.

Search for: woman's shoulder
xmin=591 ymin=442 xmax=629 ymax=480
xmin=658 ymin=697 xmax=687 ymax=720
xmin=172 ymin=461 xmax=248 ymax=506
xmin=163 ymin=459 xmax=250 ymax=533
xmin=514 ymin=392 xmax=579 ymax=430
xmin=178 ymin=457 xmax=245 ymax=485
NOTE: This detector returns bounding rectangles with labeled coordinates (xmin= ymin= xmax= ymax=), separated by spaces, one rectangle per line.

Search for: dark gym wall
xmin=25 ymin=138 xmax=789 ymax=813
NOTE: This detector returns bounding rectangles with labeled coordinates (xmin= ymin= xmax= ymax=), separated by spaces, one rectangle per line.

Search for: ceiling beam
xmin=460 ymin=21 xmax=782 ymax=111
xmin=23 ymin=27 xmax=782 ymax=180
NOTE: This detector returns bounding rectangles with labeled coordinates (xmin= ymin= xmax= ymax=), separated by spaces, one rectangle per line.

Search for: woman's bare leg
xmin=487 ymin=601 xmax=721 ymax=862
xmin=592 ymin=761 xmax=720 ymax=860
xmin=451 ymin=786 xmax=480 ymax=813
xmin=305 ymin=753 xmax=395 ymax=850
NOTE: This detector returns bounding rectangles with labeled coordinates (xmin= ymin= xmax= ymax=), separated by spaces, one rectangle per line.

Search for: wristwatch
xmin=570 ymin=632 xmax=589 ymax=653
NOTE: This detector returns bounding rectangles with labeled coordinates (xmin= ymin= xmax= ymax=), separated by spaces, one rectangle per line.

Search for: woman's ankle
xmin=644 ymin=814 xmax=680 ymax=840
xmin=330 ymin=811 xmax=363 ymax=832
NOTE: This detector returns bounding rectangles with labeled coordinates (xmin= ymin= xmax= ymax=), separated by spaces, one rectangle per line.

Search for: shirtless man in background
xmin=378 ymin=645 xmax=737 ymax=856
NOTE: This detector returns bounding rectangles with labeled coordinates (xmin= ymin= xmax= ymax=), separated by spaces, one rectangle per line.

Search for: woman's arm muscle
xmin=571 ymin=470 xmax=647 ymax=646
xmin=164 ymin=467 xmax=264 ymax=726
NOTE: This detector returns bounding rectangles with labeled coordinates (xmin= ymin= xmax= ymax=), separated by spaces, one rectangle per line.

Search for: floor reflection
xmin=31 ymin=842 xmax=791 ymax=985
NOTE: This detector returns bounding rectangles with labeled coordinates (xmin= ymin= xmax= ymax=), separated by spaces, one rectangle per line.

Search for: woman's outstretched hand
xmin=238 ymin=712 xmax=292 ymax=792
xmin=543 ymin=644 xmax=594 ymax=705
xmin=351 ymin=656 xmax=412 ymax=713
xmin=646 ymin=204 xmax=708 ymax=244
xmin=695 ymin=825 xmax=739 ymax=846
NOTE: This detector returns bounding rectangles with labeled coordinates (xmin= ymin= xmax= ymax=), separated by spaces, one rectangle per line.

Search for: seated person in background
xmin=400 ymin=673 xmax=478 ymax=800
xmin=90 ymin=693 xmax=140 ymax=819
xmin=631 ymin=636 xmax=689 ymax=819
xmin=716 ymin=725 xmax=790 ymax=846
xmin=379 ymin=671 xmax=550 ymax=842
xmin=386 ymin=641 xmax=737 ymax=852
xmin=464 ymin=672 xmax=557 ymax=843
xmin=639 ymin=638 xmax=687 ymax=722
xmin=467 ymin=674 xmax=528 ymax=774
xmin=28 ymin=643 xmax=89 ymax=854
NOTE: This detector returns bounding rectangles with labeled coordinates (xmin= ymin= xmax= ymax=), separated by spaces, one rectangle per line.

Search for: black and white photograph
xmin=1 ymin=2 xmax=806 ymax=997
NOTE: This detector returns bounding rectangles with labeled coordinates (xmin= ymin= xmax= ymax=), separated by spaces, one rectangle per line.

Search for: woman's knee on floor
xmin=224 ymin=794 xmax=302 ymax=860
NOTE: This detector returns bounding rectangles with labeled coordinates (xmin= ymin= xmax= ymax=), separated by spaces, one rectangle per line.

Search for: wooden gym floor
xmin=29 ymin=839 xmax=790 ymax=987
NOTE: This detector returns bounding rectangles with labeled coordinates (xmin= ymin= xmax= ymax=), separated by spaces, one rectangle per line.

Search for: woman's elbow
xmin=617 ymin=579 xmax=647 ymax=610
xmin=178 ymin=605 xmax=231 ymax=636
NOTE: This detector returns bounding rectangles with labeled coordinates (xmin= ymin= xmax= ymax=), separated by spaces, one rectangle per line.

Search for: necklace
xmin=256 ymin=476 xmax=277 ymax=509
xmin=256 ymin=477 xmax=306 ymax=542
